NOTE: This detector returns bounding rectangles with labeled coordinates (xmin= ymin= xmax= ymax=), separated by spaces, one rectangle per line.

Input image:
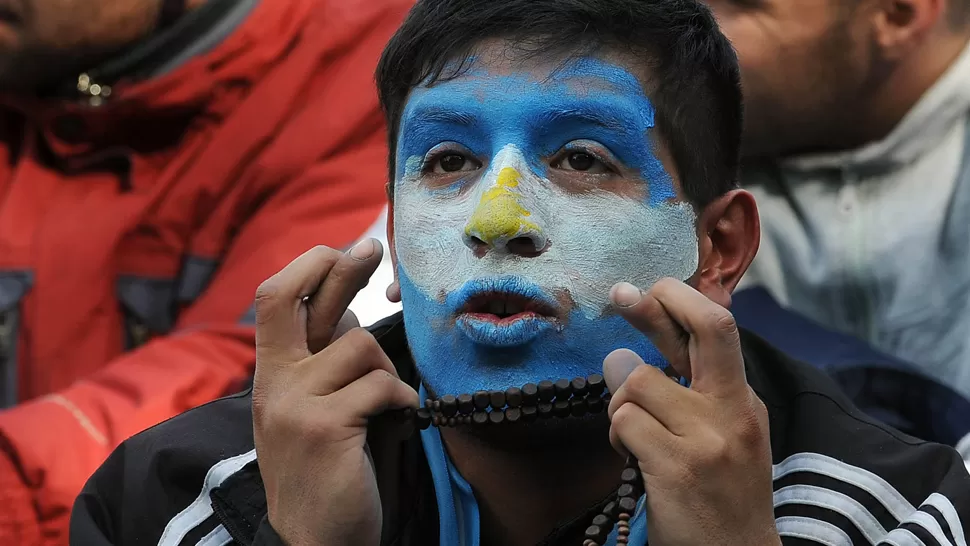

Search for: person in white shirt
xmin=705 ymin=0 xmax=970 ymax=398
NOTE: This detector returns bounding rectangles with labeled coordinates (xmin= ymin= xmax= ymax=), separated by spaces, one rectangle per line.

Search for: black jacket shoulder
xmin=71 ymin=386 xmax=259 ymax=545
xmin=741 ymin=331 xmax=970 ymax=546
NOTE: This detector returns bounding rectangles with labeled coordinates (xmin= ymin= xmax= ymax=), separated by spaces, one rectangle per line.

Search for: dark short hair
xmin=376 ymin=0 xmax=743 ymax=208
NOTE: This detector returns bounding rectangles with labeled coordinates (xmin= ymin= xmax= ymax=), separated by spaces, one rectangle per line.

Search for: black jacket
xmin=70 ymin=313 xmax=970 ymax=546
xmin=732 ymin=287 xmax=970 ymax=447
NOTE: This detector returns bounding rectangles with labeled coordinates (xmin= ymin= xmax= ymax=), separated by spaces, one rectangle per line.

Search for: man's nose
xmin=463 ymin=166 xmax=548 ymax=257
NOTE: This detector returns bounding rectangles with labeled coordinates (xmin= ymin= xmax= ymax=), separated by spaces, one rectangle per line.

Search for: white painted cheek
xmin=543 ymin=193 xmax=698 ymax=315
xmin=393 ymin=171 xmax=488 ymax=297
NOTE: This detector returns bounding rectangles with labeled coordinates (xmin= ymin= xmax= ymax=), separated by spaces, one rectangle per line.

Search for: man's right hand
xmin=251 ymin=240 xmax=418 ymax=546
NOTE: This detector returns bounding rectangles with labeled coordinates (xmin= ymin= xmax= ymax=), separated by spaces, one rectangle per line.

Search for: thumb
xmin=330 ymin=309 xmax=361 ymax=344
xmin=603 ymin=349 xmax=646 ymax=394
xmin=308 ymin=309 xmax=360 ymax=354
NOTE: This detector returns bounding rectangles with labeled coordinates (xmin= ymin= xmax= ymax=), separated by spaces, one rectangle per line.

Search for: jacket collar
xmin=58 ymin=0 xmax=260 ymax=102
xmin=0 ymin=0 xmax=314 ymax=165
xmin=2 ymin=0 xmax=313 ymax=116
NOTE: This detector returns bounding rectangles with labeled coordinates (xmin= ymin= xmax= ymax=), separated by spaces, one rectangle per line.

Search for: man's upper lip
xmin=451 ymin=277 xmax=563 ymax=319
xmin=459 ymin=291 xmax=559 ymax=319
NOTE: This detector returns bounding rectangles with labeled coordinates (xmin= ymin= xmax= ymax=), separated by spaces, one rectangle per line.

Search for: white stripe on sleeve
xmin=157 ymin=449 xmax=258 ymax=546
xmin=877 ymin=527 xmax=929 ymax=546
xmin=197 ymin=525 xmax=233 ymax=546
xmin=776 ymin=516 xmax=853 ymax=546
xmin=898 ymin=510 xmax=954 ymax=546
xmin=773 ymin=453 xmax=917 ymax=522
xmin=922 ymin=493 xmax=967 ymax=546
xmin=774 ymin=484 xmax=887 ymax=543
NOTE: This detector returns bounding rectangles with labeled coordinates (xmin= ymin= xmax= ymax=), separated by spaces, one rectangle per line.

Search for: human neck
xmin=855 ymin=32 xmax=970 ymax=146
xmin=440 ymin=424 xmax=625 ymax=546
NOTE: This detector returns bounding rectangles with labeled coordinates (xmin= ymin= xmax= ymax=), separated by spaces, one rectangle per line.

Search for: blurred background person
xmin=705 ymin=0 xmax=970 ymax=396
xmin=0 ymin=0 xmax=411 ymax=543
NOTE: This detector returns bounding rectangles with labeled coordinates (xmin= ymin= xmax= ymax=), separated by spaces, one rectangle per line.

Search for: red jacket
xmin=0 ymin=0 xmax=411 ymax=543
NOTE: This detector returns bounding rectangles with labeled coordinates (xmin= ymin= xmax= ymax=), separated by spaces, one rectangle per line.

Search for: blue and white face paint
xmin=393 ymin=53 xmax=698 ymax=397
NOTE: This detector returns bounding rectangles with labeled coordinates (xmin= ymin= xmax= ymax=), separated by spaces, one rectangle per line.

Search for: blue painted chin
xmin=399 ymin=269 xmax=669 ymax=397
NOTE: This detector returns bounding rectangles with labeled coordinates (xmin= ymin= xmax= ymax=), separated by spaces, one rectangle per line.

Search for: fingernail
xmin=350 ymin=239 xmax=375 ymax=261
xmin=610 ymin=282 xmax=642 ymax=308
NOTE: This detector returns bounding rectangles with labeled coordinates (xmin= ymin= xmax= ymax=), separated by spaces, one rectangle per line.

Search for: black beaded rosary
xmin=403 ymin=375 xmax=644 ymax=546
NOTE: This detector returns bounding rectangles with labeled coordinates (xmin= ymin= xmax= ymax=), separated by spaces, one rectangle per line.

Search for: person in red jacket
xmin=0 ymin=0 xmax=412 ymax=543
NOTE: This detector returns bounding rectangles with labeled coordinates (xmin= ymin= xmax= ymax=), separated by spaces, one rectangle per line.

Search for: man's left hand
xmin=604 ymin=278 xmax=780 ymax=546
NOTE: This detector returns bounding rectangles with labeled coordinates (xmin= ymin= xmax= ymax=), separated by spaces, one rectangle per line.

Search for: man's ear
xmin=871 ymin=0 xmax=946 ymax=58
xmin=385 ymin=189 xmax=402 ymax=303
xmin=692 ymin=189 xmax=760 ymax=309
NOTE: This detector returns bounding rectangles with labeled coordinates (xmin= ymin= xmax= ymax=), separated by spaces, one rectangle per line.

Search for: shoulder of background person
xmin=303 ymin=0 xmax=415 ymax=34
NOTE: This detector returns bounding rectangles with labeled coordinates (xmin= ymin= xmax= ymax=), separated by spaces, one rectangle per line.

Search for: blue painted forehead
xmin=398 ymin=56 xmax=655 ymax=130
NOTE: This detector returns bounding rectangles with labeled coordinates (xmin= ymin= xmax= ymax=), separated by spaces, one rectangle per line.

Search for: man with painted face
xmin=71 ymin=1 xmax=970 ymax=545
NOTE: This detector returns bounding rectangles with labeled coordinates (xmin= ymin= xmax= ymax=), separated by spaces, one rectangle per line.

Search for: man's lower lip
xmin=456 ymin=312 xmax=555 ymax=347
xmin=462 ymin=311 xmax=548 ymax=324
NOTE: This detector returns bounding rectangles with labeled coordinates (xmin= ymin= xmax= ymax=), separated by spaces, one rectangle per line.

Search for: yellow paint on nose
xmin=464 ymin=167 xmax=541 ymax=245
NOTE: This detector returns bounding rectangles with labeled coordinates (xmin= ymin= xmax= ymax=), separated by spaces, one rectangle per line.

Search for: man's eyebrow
xmin=534 ymin=107 xmax=631 ymax=132
xmin=408 ymin=107 xmax=478 ymax=126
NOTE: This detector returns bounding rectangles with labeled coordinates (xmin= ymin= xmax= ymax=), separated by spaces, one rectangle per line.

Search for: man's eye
xmin=565 ymin=152 xmax=595 ymax=171
xmin=558 ymin=151 xmax=608 ymax=173
xmin=434 ymin=153 xmax=476 ymax=173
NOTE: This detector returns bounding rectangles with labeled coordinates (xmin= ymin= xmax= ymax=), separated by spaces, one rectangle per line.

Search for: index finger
xmin=253 ymin=245 xmax=353 ymax=369
xmin=305 ymin=239 xmax=384 ymax=353
xmin=648 ymin=278 xmax=746 ymax=396
xmin=609 ymin=281 xmax=691 ymax=380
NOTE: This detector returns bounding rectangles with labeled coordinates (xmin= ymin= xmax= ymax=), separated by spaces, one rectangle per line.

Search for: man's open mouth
xmin=452 ymin=279 xmax=562 ymax=348
xmin=458 ymin=291 xmax=559 ymax=325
